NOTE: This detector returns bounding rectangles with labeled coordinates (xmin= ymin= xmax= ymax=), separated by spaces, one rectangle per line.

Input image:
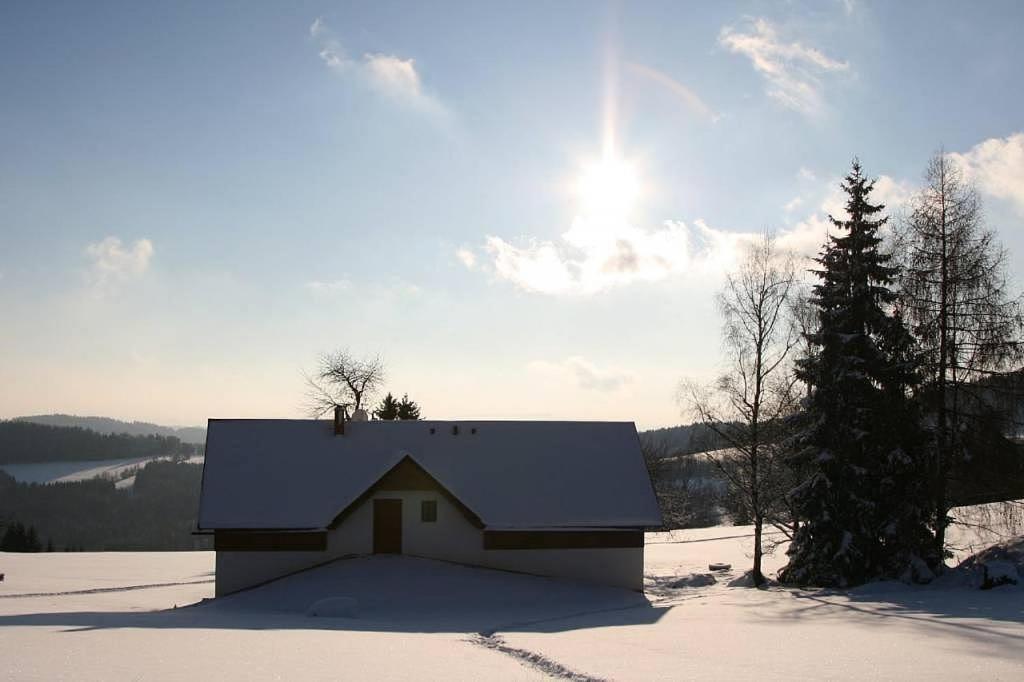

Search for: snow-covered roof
xmin=198 ymin=419 xmax=661 ymax=530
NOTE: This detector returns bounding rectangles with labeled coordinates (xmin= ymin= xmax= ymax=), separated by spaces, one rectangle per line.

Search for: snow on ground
xmin=2 ymin=522 xmax=1023 ymax=680
xmin=0 ymin=456 xmax=172 ymax=485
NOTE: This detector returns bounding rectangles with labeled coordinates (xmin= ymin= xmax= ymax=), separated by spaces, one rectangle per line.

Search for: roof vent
xmin=429 ymin=427 xmax=436 ymax=435
xmin=452 ymin=425 xmax=459 ymax=436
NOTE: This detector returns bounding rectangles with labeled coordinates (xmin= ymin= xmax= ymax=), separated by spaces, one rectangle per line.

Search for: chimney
xmin=333 ymin=405 xmax=348 ymax=435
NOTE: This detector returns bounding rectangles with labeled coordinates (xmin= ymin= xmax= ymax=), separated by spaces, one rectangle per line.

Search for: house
xmin=197 ymin=409 xmax=662 ymax=596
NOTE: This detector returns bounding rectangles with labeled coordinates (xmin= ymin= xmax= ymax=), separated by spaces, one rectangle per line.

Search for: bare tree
xmin=787 ymin=283 xmax=817 ymax=403
xmin=682 ymin=232 xmax=800 ymax=585
xmin=304 ymin=350 xmax=385 ymax=417
xmin=896 ymin=152 xmax=1024 ymax=558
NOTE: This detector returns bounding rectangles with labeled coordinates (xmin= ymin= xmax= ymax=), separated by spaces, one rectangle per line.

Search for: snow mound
xmin=727 ymin=571 xmax=760 ymax=587
xmin=306 ymin=596 xmax=358 ymax=618
xmin=956 ymin=535 xmax=1024 ymax=589
xmin=980 ymin=561 xmax=1019 ymax=589
xmin=667 ymin=573 xmax=717 ymax=588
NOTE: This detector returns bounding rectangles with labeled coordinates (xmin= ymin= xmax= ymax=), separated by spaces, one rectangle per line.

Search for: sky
xmin=2 ymin=0 xmax=1023 ymax=430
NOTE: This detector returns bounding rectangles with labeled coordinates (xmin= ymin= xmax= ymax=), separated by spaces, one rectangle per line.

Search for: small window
xmin=421 ymin=500 xmax=437 ymax=523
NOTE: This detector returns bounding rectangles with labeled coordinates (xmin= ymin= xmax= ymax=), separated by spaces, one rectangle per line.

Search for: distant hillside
xmin=0 ymin=459 xmax=210 ymax=550
xmin=640 ymin=422 xmax=728 ymax=455
xmin=13 ymin=414 xmax=206 ymax=444
xmin=0 ymin=421 xmax=197 ymax=464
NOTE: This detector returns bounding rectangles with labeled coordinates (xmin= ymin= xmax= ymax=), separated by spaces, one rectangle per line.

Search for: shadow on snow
xmin=0 ymin=555 xmax=671 ymax=635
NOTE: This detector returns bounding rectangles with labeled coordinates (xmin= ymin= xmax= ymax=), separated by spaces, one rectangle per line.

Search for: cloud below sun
xmin=460 ymin=169 xmax=921 ymax=297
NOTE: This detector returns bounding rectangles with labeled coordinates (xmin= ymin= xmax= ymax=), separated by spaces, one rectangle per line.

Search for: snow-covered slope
xmin=1 ymin=455 xmax=204 ymax=487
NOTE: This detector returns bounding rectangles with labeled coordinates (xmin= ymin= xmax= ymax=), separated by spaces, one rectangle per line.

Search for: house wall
xmin=215 ymin=489 xmax=644 ymax=595
xmin=480 ymin=547 xmax=644 ymax=590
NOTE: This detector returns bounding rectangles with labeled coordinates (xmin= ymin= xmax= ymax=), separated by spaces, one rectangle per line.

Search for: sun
xmin=574 ymin=155 xmax=641 ymax=219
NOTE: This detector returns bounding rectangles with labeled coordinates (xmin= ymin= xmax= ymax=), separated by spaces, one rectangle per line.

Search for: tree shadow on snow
xmin=736 ymin=582 xmax=1024 ymax=652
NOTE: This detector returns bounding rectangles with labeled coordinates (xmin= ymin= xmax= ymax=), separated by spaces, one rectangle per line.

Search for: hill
xmin=640 ymin=422 xmax=728 ymax=455
xmin=13 ymin=414 xmax=206 ymax=444
xmin=0 ymin=459 xmax=208 ymax=551
xmin=0 ymin=421 xmax=196 ymax=464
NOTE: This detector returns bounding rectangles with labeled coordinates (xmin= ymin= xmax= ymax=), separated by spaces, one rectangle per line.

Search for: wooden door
xmin=373 ymin=499 xmax=402 ymax=554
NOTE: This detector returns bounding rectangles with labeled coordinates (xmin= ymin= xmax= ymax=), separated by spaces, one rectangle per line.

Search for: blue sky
xmin=2 ymin=0 xmax=1023 ymax=428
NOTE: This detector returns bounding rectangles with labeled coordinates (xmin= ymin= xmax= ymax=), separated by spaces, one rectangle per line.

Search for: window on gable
xmin=421 ymin=500 xmax=437 ymax=523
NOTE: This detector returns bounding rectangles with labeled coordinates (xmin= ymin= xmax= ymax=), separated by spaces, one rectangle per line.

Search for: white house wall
xmin=480 ymin=547 xmax=644 ymax=591
xmin=215 ymin=488 xmax=644 ymax=595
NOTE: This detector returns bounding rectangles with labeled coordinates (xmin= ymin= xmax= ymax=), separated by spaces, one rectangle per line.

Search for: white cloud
xmin=455 ymin=248 xmax=477 ymax=269
xmin=872 ymin=174 xmax=915 ymax=213
xmin=949 ymin=132 xmax=1024 ymax=215
xmin=84 ymin=237 xmax=153 ymax=288
xmin=798 ymin=166 xmax=817 ymax=181
xmin=528 ymin=356 xmax=635 ymax=392
xmin=479 ymin=215 xmax=808 ymax=296
xmin=482 ymin=218 xmax=694 ymax=295
xmin=719 ymin=17 xmax=848 ymax=116
xmin=305 ymin=279 xmax=352 ymax=294
xmin=472 ymin=166 xmax=916 ymax=297
xmin=395 ymin=281 xmax=422 ymax=297
xmin=310 ymin=18 xmax=447 ymax=117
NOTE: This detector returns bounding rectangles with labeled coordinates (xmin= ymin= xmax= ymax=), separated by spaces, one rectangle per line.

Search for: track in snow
xmin=468 ymin=633 xmax=606 ymax=682
xmin=0 ymin=578 xmax=214 ymax=599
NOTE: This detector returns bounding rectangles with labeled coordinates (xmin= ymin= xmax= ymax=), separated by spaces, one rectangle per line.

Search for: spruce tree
xmin=373 ymin=393 xmax=400 ymax=420
xmin=782 ymin=161 xmax=935 ymax=586
xmin=398 ymin=394 xmax=421 ymax=420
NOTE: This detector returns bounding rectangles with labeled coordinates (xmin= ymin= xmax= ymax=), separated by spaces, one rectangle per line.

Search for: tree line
xmin=0 ymin=460 xmax=209 ymax=551
xmin=0 ymin=421 xmax=198 ymax=464
xmin=681 ymin=154 xmax=1024 ymax=587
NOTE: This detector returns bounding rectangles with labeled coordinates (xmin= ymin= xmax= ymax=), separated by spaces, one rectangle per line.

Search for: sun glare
xmin=574 ymin=156 xmax=641 ymax=219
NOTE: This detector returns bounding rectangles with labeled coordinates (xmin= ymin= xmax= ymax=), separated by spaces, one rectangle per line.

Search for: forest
xmin=0 ymin=420 xmax=198 ymax=464
xmin=0 ymin=459 xmax=209 ymax=551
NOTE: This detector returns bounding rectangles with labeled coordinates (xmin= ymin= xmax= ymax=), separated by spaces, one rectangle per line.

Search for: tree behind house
xmin=374 ymin=393 xmax=401 ymax=420
xmin=398 ymin=394 xmax=421 ymax=420
xmin=304 ymin=350 xmax=385 ymax=417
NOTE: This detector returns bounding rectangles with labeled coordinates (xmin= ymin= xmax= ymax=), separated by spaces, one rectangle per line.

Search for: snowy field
xmin=1 ymin=521 xmax=1022 ymax=680
xmin=0 ymin=454 xmax=203 ymax=488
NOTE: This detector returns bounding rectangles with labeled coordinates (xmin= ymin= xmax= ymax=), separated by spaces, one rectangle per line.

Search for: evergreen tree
xmin=397 ymin=394 xmax=421 ymax=420
xmin=1 ymin=522 xmax=24 ymax=551
xmin=1 ymin=522 xmax=43 ymax=552
xmin=373 ymin=393 xmax=400 ymax=420
xmin=25 ymin=525 xmax=42 ymax=552
xmin=782 ymin=160 xmax=935 ymax=586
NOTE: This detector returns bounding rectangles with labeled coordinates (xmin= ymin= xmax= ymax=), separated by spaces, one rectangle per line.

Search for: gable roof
xmin=197 ymin=419 xmax=661 ymax=530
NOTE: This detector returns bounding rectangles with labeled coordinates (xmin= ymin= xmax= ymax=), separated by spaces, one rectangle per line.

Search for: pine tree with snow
xmin=781 ymin=160 xmax=935 ymax=586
